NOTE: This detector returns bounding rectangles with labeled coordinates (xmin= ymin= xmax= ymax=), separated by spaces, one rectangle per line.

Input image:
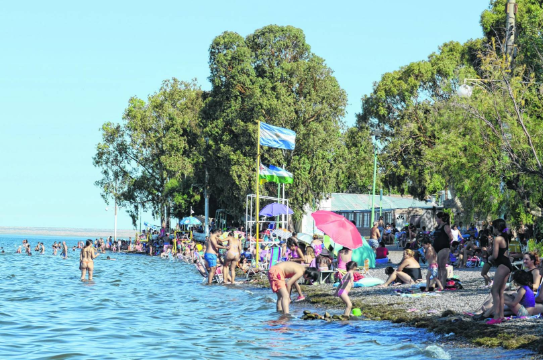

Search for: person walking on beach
xmin=267 ymin=261 xmax=319 ymax=315
xmin=422 ymin=238 xmax=443 ymax=291
xmin=204 ymin=229 xmax=229 ymax=285
xmin=433 ymin=212 xmax=453 ymax=287
xmin=334 ymin=261 xmax=357 ymax=316
xmin=80 ymin=239 xmax=99 ymax=281
xmin=224 ymin=231 xmax=241 ymax=284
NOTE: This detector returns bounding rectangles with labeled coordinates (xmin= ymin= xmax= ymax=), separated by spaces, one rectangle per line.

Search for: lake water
xmin=0 ymin=234 xmax=534 ymax=359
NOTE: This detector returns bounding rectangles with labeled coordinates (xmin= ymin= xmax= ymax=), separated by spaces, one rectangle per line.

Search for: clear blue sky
xmin=0 ymin=0 xmax=490 ymax=230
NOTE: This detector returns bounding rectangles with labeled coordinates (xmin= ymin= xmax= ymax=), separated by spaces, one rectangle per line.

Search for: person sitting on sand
xmin=268 ymin=261 xmax=319 ymax=315
xmin=376 ymin=242 xmax=388 ymax=260
xmin=334 ymin=261 xmax=357 ymax=316
xmin=422 ymin=238 xmax=443 ymax=291
xmin=504 ymin=270 xmax=536 ymax=317
xmin=457 ymin=237 xmax=478 ymax=269
xmin=378 ymin=249 xmax=421 ymax=287
xmin=303 ymin=246 xmax=316 ymax=267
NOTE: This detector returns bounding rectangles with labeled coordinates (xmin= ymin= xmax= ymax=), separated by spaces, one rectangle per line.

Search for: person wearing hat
xmin=316 ymin=248 xmax=333 ymax=272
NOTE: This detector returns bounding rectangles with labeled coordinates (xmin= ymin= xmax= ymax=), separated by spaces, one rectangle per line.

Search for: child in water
xmin=334 ymin=261 xmax=357 ymax=316
xmin=268 ymin=262 xmax=319 ymax=315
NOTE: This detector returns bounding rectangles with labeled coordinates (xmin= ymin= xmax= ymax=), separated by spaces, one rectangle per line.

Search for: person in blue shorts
xmin=204 ymin=228 xmax=229 ymax=285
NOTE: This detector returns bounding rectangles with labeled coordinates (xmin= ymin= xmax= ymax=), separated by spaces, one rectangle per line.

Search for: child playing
xmin=334 ymin=261 xmax=357 ymax=316
xmin=267 ymin=262 xmax=319 ymax=315
xmin=422 ymin=238 xmax=444 ymax=291
xmin=504 ymin=270 xmax=535 ymax=317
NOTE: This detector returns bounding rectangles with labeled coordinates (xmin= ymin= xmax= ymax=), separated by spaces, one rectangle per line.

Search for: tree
xmin=202 ymin=25 xmax=350 ymax=222
xmin=94 ymin=78 xmax=204 ymax=228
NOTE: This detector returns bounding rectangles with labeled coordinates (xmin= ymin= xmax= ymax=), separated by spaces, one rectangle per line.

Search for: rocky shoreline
xmin=245 ymin=249 xmax=543 ymax=358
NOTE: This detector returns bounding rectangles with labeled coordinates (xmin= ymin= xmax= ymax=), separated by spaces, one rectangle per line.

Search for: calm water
xmin=0 ymin=235 xmax=534 ymax=359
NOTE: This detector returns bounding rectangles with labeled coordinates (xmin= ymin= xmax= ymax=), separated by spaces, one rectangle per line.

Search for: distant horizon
xmin=0 ymin=226 xmax=137 ymax=238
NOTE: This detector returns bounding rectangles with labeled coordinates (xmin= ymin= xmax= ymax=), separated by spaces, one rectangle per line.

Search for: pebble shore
xmin=248 ymin=247 xmax=543 ymax=357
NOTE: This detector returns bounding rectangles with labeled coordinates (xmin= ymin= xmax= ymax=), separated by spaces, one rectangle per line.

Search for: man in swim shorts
xmin=368 ymin=222 xmax=380 ymax=251
xmin=268 ymin=262 xmax=319 ymax=314
xmin=204 ymin=228 xmax=229 ymax=285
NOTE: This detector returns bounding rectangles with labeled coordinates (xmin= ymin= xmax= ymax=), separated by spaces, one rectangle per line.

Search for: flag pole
xmin=255 ymin=121 xmax=261 ymax=266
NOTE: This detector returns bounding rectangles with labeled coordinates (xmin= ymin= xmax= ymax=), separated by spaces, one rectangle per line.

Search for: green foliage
xmin=203 ymin=25 xmax=355 ymax=221
xmin=527 ymin=239 xmax=543 ymax=256
xmin=94 ymin=78 xmax=204 ymax=228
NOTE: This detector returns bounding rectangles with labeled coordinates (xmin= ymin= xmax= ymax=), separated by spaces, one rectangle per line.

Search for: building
xmin=299 ymin=193 xmax=441 ymax=237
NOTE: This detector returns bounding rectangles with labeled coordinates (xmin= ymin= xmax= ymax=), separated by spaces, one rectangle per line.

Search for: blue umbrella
xmin=259 ymin=203 xmax=293 ymax=217
xmin=180 ymin=216 xmax=202 ymax=226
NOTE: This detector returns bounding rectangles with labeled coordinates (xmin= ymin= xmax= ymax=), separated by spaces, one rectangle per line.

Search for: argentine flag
xmin=260 ymin=122 xmax=296 ymax=150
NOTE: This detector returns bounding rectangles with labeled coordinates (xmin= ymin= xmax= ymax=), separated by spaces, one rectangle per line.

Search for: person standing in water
xmin=268 ymin=262 xmax=319 ymax=315
xmin=80 ymin=239 xmax=100 ymax=281
xmin=61 ymin=241 xmax=68 ymax=259
xmin=204 ymin=229 xmax=229 ymax=285
xmin=224 ymin=231 xmax=242 ymax=284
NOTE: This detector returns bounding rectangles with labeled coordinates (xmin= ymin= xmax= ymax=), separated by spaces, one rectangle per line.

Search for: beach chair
xmin=246 ymin=246 xmax=281 ymax=280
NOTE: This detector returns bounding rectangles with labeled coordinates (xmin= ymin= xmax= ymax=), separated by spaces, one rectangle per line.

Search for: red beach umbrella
xmin=311 ymin=210 xmax=364 ymax=250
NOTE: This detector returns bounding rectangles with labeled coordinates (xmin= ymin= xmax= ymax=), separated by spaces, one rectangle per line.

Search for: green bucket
xmin=352 ymin=308 xmax=362 ymax=317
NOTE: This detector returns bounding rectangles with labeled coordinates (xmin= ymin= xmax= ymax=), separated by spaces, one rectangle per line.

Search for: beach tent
xmin=329 ymin=236 xmax=375 ymax=268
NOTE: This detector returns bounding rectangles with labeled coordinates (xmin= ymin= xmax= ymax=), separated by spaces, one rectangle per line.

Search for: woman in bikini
xmin=379 ymin=249 xmax=421 ymax=287
xmin=224 ymin=231 xmax=241 ymax=284
xmin=80 ymin=239 xmax=100 ymax=281
xmin=486 ymin=219 xmax=513 ymax=324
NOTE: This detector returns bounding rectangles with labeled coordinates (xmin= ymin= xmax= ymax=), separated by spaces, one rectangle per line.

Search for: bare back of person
xmin=224 ymin=235 xmax=242 ymax=284
xmin=370 ymin=227 xmax=379 ymax=240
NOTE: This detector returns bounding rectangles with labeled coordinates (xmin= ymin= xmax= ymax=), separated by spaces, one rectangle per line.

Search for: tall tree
xmin=202 ymin=25 xmax=350 ymax=222
xmin=94 ymin=78 xmax=204 ymax=228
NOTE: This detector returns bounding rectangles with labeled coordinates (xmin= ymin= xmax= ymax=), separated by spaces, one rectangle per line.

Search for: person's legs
xmin=230 ymin=260 xmax=237 ymax=284
xmin=88 ymin=269 xmax=93 ymax=281
xmin=340 ymin=292 xmax=352 ymax=316
xmin=481 ymin=263 xmax=492 ymax=286
xmin=380 ymin=271 xmax=398 ymax=287
xmin=437 ymin=249 xmax=450 ymax=287
xmin=208 ymin=266 xmax=216 ymax=285
xmin=396 ymin=271 xmax=414 ymax=284
xmin=80 ymin=269 xmax=87 ymax=281
xmin=223 ymin=260 xmax=231 ymax=283
xmin=489 ymin=266 xmax=510 ymax=320
xmin=277 ymin=287 xmax=290 ymax=314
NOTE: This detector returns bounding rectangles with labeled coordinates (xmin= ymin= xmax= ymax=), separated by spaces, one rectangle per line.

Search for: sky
xmin=0 ymin=0 xmax=491 ymax=230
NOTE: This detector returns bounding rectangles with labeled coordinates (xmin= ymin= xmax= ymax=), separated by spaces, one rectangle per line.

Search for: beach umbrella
xmin=311 ymin=210 xmax=363 ymax=250
xmin=179 ymin=216 xmax=202 ymax=226
xmin=272 ymin=228 xmax=292 ymax=240
xmin=259 ymin=203 xmax=294 ymax=217
xmin=296 ymin=233 xmax=313 ymax=244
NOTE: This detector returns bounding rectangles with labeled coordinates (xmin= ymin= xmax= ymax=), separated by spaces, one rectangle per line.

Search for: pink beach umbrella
xmin=311 ymin=210 xmax=364 ymax=250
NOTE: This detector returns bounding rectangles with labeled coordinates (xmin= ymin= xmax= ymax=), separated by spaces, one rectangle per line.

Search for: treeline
xmin=93 ymin=25 xmax=374 ymax=228
xmin=95 ymin=1 xmax=543 ymax=235
xmin=358 ymin=0 xmax=543 ymax=234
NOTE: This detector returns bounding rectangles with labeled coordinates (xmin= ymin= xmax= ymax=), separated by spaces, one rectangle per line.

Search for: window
xmin=363 ymin=213 xmax=371 ymax=228
xmin=385 ymin=212 xmax=392 ymax=225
